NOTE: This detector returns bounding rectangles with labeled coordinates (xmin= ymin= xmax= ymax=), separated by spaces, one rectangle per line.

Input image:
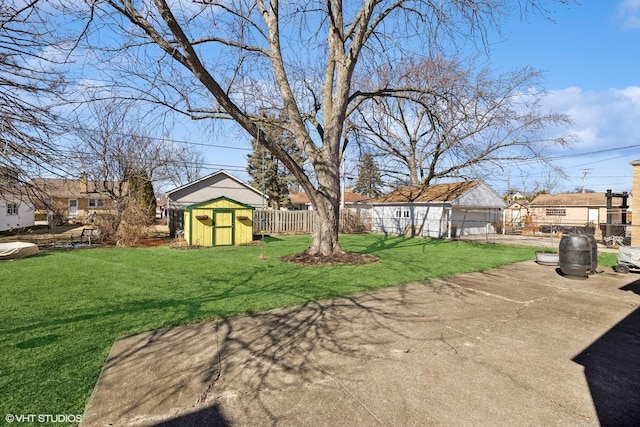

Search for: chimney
xmin=80 ymin=172 xmax=88 ymax=193
xmin=630 ymin=160 xmax=640 ymax=245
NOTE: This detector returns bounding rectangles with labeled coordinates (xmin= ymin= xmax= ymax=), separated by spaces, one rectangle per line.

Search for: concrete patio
xmin=82 ymin=261 xmax=640 ymax=426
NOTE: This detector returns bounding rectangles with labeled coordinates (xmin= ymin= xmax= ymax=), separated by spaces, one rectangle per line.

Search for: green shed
xmin=183 ymin=197 xmax=255 ymax=246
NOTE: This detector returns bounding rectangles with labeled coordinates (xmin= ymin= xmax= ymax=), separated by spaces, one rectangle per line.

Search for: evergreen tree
xmin=247 ymin=123 xmax=303 ymax=209
xmin=127 ymin=170 xmax=157 ymax=224
xmin=353 ymin=153 xmax=383 ymax=198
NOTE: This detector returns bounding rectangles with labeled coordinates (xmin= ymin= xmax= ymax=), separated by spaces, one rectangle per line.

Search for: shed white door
xmin=588 ymin=208 xmax=599 ymax=224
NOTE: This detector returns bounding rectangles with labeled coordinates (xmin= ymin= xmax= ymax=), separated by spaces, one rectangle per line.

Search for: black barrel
xmin=559 ymin=234 xmax=593 ymax=277
xmin=586 ymin=234 xmax=598 ymax=273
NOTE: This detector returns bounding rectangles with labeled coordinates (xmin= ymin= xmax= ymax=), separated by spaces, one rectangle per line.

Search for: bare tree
xmin=0 ymin=0 xmax=67 ymax=195
xmin=63 ymin=0 xmax=573 ymax=258
xmin=72 ymin=99 xmax=182 ymax=242
xmin=352 ymin=56 xmax=574 ymax=186
xmin=160 ymin=147 xmax=206 ymax=190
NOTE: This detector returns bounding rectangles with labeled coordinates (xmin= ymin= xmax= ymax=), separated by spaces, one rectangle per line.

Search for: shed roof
xmin=371 ymin=181 xmax=480 ymax=204
xmin=185 ymin=196 xmax=255 ymax=210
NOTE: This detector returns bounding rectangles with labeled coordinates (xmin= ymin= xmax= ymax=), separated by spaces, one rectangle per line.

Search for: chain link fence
xmin=503 ymin=212 xmax=630 ymax=246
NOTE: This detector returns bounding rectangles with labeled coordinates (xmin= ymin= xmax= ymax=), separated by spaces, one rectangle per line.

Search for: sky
xmin=184 ymin=1 xmax=640 ymax=196
xmin=480 ymin=0 xmax=640 ymax=194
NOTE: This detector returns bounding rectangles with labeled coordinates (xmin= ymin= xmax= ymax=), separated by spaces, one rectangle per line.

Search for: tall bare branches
xmin=352 ymin=55 xmax=574 ymax=185
xmin=0 ymin=0 xmax=67 ymax=195
xmin=63 ymin=0 xmax=573 ymax=255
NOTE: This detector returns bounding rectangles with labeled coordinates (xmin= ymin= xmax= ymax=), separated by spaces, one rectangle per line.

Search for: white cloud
xmin=544 ymin=86 xmax=640 ymax=151
xmin=616 ymin=0 xmax=640 ymax=29
xmin=616 ymin=86 xmax=640 ymax=104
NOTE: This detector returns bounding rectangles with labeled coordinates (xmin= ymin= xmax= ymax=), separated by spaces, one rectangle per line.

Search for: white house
xmin=371 ymin=180 xmax=506 ymax=238
xmin=1 ymin=196 xmax=35 ymax=232
xmin=166 ymin=170 xmax=267 ymax=236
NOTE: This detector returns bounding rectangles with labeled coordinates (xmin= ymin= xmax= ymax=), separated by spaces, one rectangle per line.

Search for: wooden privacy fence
xmin=253 ymin=209 xmax=371 ymax=234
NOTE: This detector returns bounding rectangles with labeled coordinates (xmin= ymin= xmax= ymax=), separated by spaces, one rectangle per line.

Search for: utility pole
xmin=581 ymin=169 xmax=592 ymax=193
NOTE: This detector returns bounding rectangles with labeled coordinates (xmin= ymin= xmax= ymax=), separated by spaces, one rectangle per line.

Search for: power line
xmin=62 ymin=129 xmax=253 ymax=152
xmin=497 ymin=144 xmax=640 ymax=169
xmin=549 ymin=144 xmax=640 ymax=160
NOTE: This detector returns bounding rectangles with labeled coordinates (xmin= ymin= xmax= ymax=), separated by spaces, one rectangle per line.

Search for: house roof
xmin=529 ymin=192 xmax=627 ymax=207
xmin=29 ymin=177 xmax=118 ymax=199
xmin=289 ymin=192 xmax=309 ymax=205
xmin=166 ymin=170 xmax=266 ymax=198
xmin=371 ymin=181 xmax=481 ymax=204
xmin=289 ymin=191 xmax=369 ymax=205
xmin=506 ymin=200 xmax=529 ymax=208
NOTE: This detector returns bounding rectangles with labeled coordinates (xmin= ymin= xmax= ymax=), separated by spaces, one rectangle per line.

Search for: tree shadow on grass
xmin=360 ymin=234 xmax=450 ymax=255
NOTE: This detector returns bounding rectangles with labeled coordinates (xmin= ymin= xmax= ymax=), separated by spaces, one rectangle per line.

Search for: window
xmin=546 ymin=208 xmax=566 ymax=216
xmin=88 ymin=199 xmax=104 ymax=208
xmin=6 ymin=202 xmax=18 ymax=216
xmin=394 ymin=208 xmax=411 ymax=218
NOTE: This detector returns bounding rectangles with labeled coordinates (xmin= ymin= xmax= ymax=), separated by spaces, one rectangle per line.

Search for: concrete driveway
xmin=459 ymin=233 xmax=619 ymax=253
xmin=82 ymin=261 xmax=640 ymax=426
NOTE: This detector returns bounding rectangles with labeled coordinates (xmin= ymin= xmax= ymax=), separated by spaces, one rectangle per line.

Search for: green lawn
xmin=0 ymin=234 xmax=601 ymax=425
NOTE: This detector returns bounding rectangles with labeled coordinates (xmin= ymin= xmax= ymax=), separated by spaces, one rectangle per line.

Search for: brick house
xmin=528 ymin=192 xmax=631 ymax=238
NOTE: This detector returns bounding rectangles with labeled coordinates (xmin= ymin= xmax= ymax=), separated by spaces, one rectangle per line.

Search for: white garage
xmin=371 ymin=180 xmax=505 ymax=238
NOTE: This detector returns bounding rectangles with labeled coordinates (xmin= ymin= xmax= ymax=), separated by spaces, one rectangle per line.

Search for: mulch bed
xmin=136 ymin=238 xmax=167 ymax=247
xmin=282 ymin=251 xmax=379 ymax=266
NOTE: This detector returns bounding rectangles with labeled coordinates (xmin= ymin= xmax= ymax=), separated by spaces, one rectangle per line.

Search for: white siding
xmin=372 ymin=205 xmax=412 ymax=235
xmin=419 ymin=205 xmax=448 ymax=238
xmin=1 ymin=199 xmax=35 ymax=232
xmin=372 ymin=204 xmax=448 ymax=237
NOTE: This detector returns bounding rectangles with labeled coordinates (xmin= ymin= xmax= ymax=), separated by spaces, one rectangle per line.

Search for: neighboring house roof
xmin=371 ymin=180 xmax=506 ymax=210
xmin=371 ymin=181 xmax=481 ymax=204
xmin=529 ymin=193 xmax=628 ymax=207
xmin=167 ymin=170 xmax=265 ymax=199
xmin=289 ymin=191 xmax=369 ymax=205
xmin=29 ymin=176 xmax=119 ymax=199
xmin=166 ymin=170 xmax=267 ymax=210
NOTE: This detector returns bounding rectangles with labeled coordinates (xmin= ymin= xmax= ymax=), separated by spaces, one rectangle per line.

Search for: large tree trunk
xmin=408 ymin=155 xmax=420 ymax=185
xmin=305 ymin=164 xmax=345 ymax=256
xmin=308 ymin=193 xmax=344 ymax=256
